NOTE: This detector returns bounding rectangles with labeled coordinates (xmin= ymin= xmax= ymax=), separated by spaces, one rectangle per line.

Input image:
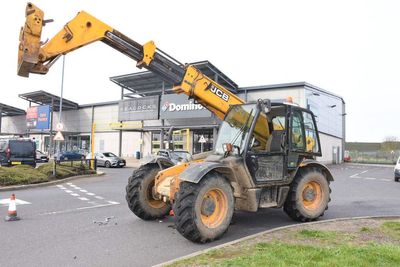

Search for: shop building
xmin=0 ymin=62 xmax=345 ymax=164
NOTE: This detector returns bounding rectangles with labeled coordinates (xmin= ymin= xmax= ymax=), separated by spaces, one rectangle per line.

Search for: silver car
xmin=86 ymin=152 xmax=126 ymax=168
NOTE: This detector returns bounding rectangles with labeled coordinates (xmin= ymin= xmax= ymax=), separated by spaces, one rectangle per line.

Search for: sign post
xmin=199 ymin=135 xmax=206 ymax=153
xmin=90 ymin=123 xmax=96 ymax=169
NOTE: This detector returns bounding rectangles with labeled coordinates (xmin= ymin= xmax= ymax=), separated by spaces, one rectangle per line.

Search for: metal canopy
xmin=19 ymin=90 xmax=79 ymax=111
xmin=110 ymin=61 xmax=239 ymax=97
xmin=0 ymin=103 xmax=26 ymax=116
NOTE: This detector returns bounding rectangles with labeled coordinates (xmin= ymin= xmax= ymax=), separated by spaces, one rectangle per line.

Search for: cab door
xmin=245 ymin=105 xmax=288 ymax=184
xmin=287 ymin=107 xmax=321 ymax=169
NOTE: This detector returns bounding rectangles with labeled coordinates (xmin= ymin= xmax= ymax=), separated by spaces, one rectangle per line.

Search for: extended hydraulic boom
xmin=19 ymin=3 xmax=247 ymax=121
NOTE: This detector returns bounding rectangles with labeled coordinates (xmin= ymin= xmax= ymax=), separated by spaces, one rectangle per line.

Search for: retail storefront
xmin=0 ymin=63 xmax=345 ymax=164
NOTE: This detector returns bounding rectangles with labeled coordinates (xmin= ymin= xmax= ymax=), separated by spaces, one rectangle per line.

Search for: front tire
xmin=284 ymin=167 xmax=331 ymax=222
xmin=174 ymin=172 xmax=234 ymax=243
xmin=105 ymin=161 xmax=111 ymax=168
xmin=125 ymin=164 xmax=171 ymax=220
xmin=395 ymin=176 xmax=399 ymax=182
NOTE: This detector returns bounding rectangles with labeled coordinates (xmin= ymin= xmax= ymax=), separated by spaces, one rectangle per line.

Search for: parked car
xmin=86 ymin=152 xmax=126 ymax=168
xmin=395 ymin=157 xmax=400 ymax=182
xmin=0 ymin=138 xmax=36 ymax=167
xmin=36 ymin=150 xmax=49 ymax=162
xmin=156 ymin=149 xmax=192 ymax=164
xmin=56 ymin=151 xmax=85 ymax=161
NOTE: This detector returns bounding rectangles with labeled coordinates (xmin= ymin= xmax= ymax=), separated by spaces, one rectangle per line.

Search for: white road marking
xmin=365 ymin=177 xmax=376 ymax=180
xmin=0 ymin=198 xmax=31 ymax=206
xmin=350 ymin=173 xmax=360 ymax=178
xmin=39 ymin=202 xmax=120 ymax=216
xmin=55 ymin=183 xmax=120 ymax=212
xmin=360 ymin=170 xmax=368 ymax=174
xmin=381 ymin=179 xmax=391 ymax=182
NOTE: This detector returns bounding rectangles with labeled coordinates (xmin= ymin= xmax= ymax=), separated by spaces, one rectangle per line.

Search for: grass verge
xmin=169 ymin=218 xmax=400 ymax=267
xmin=0 ymin=162 xmax=96 ymax=186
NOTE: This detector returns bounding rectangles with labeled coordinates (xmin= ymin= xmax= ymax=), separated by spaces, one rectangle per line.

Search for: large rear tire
xmin=125 ymin=164 xmax=171 ymax=220
xmin=284 ymin=167 xmax=330 ymax=222
xmin=174 ymin=172 xmax=234 ymax=243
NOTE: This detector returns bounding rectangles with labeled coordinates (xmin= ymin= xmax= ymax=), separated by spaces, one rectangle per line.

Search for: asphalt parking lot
xmin=0 ymin=163 xmax=399 ymax=267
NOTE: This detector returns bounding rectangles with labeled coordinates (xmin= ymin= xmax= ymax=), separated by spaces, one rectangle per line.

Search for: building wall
xmin=318 ymin=133 xmax=343 ymax=164
xmin=94 ymin=132 xmax=119 ymax=154
xmin=242 ymin=87 xmax=306 ymax=106
xmin=121 ymin=131 xmax=141 ymax=157
xmin=1 ymin=115 xmax=26 ymax=134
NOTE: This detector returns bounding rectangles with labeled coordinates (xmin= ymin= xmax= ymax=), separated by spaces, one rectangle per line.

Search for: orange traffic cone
xmin=5 ymin=194 xmax=20 ymax=221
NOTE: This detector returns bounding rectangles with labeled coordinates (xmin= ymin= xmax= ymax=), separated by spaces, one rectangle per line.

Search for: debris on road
xmin=93 ymin=216 xmax=115 ymax=226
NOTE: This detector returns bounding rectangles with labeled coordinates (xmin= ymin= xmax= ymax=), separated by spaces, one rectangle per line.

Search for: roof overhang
xmin=110 ymin=61 xmax=238 ymax=97
xmin=0 ymin=103 xmax=26 ymax=116
xmin=19 ymin=90 xmax=79 ymax=111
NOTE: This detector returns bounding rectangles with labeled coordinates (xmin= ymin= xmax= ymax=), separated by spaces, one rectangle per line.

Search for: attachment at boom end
xmin=18 ymin=2 xmax=47 ymax=77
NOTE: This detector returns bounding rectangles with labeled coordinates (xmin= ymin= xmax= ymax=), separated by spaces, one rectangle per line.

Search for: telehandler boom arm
xmin=19 ymin=3 xmax=244 ymax=116
xmin=18 ymin=3 xmax=269 ymax=142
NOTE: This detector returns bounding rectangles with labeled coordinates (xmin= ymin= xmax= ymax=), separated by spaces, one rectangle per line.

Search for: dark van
xmin=0 ymin=138 xmax=36 ymax=167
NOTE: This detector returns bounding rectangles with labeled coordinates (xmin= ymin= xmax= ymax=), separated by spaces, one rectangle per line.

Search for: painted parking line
xmin=54 ymin=183 xmax=120 ymax=213
xmin=39 ymin=202 xmax=119 ymax=216
xmin=349 ymin=171 xmax=393 ymax=182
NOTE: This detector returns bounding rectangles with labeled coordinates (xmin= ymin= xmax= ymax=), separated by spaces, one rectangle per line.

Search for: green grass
xmin=171 ymin=242 xmax=400 ymax=267
xmin=360 ymin=226 xmax=373 ymax=233
xmin=170 ymin=221 xmax=400 ymax=267
xmin=0 ymin=162 xmax=96 ymax=186
xmin=381 ymin=221 xmax=400 ymax=240
xmin=297 ymin=229 xmax=338 ymax=239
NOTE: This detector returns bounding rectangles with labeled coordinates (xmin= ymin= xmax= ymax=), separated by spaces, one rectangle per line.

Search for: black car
xmin=0 ymin=138 xmax=36 ymax=167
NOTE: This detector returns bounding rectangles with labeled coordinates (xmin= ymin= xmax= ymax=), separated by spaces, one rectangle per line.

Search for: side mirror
xmin=222 ymin=143 xmax=233 ymax=153
xmin=263 ymin=99 xmax=271 ymax=113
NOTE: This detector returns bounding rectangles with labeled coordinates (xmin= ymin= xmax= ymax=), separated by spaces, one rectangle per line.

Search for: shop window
xmin=193 ymin=129 xmax=214 ymax=154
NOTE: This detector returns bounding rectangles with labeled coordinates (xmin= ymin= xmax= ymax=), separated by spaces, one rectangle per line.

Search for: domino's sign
xmin=160 ymin=94 xmax=211 ymax=119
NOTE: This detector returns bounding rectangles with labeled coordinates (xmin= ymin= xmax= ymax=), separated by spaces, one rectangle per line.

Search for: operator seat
xmin=266 ymin=130 xmax=284 ymax=153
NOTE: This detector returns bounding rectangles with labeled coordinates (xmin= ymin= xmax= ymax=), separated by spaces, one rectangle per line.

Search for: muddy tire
xmin=125 ymin=164 xmax=171 ymax=220
xmin=174 ymin=172 xmax=234 ymax=243
xmin=284 ymin=167 xmax=330 ymax=222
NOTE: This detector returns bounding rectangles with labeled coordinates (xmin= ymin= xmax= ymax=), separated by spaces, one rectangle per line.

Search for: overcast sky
xmin=2 ymin=0 xmax=399 ymax=142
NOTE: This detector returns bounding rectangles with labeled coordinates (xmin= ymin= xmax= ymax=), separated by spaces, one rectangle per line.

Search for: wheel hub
xmin=201 ymin=196 xmax=216 ymax=217
xmin=301 ymin=181 xmax=323 ymax=210
xmin=200 ymin=188 xmax=228 ymax=228
xmin=303 ymin=188 xmax=316 ymax=202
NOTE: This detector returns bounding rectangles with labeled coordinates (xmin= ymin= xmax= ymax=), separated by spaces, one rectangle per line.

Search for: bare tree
xmin=381 ymin=136 xmax=399 ymax=162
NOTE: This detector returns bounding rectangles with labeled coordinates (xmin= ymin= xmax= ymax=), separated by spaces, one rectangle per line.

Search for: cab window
xmin=303 ymin=111 xmax=320 ymax=153
xmin=291 ymin=111 xmax=305 ymax=150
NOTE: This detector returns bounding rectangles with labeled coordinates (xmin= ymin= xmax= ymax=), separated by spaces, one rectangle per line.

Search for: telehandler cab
xmin=18 ymin=3 xmax=333 ymax=243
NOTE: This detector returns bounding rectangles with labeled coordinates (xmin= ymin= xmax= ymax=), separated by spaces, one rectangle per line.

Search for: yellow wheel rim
xmin=200 ymin=188 xmax=228 ymax=228
xmin=146 ymin=180 xmax=165 ymax=209
xmin=301 ymin=181 xmax=323 ymax=210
